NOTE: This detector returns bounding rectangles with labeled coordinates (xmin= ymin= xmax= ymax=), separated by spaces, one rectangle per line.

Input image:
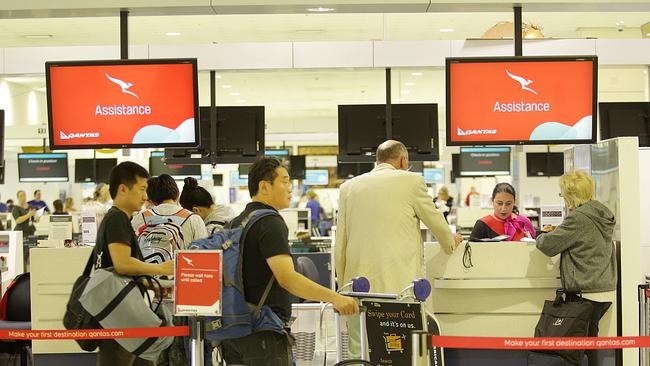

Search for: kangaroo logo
xmin=105 ymin=72 xmax=139 ymax=99
xmin=457 ymin=128 xmax=467 ymax=136
xmin=553 ymin=318 xmax=564 ymax=326
xmin=182 ymin=256 xmax=194 ymax=267
xmin=60 ymin=131 xmax=69 ymax=140
xmin=505 ymin=69 xmax=538 ymax=95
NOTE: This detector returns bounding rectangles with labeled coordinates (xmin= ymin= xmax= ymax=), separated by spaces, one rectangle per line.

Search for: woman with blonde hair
xmin=536 ymin=171 xmax=616 ymax=338
xmin=434 ymin=186 xmax=453 ymax=222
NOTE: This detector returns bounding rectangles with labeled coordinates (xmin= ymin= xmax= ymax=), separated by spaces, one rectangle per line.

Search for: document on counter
xmin=478 ymin=234 xmax=509 ymax=242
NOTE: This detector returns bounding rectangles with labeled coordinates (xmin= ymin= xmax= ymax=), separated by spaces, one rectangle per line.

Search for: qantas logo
xmin=60 ymin=131 xmax=100 ymax=140
xmin=105 ymin=72 xmax=139 ymax=99
xmin=182 ymin=256 xmax=194 ymax=267
xmin=457 ymin=128 xmax=497 ymax=136
xmin=505 ymin=69 xmax=538 ymax=95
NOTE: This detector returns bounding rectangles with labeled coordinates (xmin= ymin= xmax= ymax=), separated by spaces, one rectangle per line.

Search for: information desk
xmin=424 ymin=241 xmax=616 ymax=338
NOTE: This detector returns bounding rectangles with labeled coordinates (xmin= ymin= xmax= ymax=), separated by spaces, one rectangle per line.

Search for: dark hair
xmin=492 ymin=182 xmax=516 ymax=200
xmin=53 ymin=199 xmax=64 ymax=212
xmin=248 ymin=157 xmax=287 ymax=197
xmin=34 ymin=190 xmax=41 ymax=196
xmin=109 ymin=162 xmax=149 ymax=199
xmin=179 ymin=177 xmax=214 ymax=210
xmin=146 ymin=174 xmax=179 ymax=205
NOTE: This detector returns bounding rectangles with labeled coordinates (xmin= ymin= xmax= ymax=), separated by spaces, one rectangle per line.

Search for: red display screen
xmin=446 ymin=56 xmax=597 ymax=146
xmin=46 ymin=58 xmax=199 ymax=149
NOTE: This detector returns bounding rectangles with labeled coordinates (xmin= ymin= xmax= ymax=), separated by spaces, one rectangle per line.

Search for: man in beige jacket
xmin=335 ymin=140 xmax=462 ymax=358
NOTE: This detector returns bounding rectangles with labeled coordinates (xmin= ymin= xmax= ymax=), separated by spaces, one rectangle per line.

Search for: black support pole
xmin=210 ymin=71 xmax=218 ymax=166
xmin=120 ymin=10 xmax=129 ymax=60
xmin=514 ymin=6 xmax=523 ymax=56
xmin=385 ymin=68 xmax=392 ymax=140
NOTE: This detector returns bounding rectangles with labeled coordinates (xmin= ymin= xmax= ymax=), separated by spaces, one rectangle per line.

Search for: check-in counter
xmin=30 ymin=246 xmax=93 ymax=355
xmin=425 ymin=241 xmax=617 ymax=338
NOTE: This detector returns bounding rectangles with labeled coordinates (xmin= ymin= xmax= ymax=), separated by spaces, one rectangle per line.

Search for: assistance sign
xmin=174 ymin=250 xmax=222 ymax=316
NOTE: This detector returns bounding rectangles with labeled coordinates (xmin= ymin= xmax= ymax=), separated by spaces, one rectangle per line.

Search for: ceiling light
xmin=229 ymin=92 xmax=239 ymax=96
xmin=405 ymin=82 xmax=416 ymax=86
xmin=411 ymin=72 xmax=423 ymax=76
xmin=165 ymin=32 xmax=181 ymax=36
xmin=401 ymin=90 xmax=411 ymax=94
xmin=23 ymin=35 xmax=53 ymax=39
xmin=237 ymin=99 xmax=246 ymax=103
xmin=439 ymin=28 xmax=454 ymax=33
xmin=306 ymin=7 xmax=335 ymax=12
xmin=221 ymin=84 xmax=232 ymax=89
xmin=215 ymin=75 xmax=222 ymax=79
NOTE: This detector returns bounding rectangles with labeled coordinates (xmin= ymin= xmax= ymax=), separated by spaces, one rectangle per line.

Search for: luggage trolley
xmin=333 ymin=278 xmax=439 ymax=366
xmin=638 ymin=276 xmax=650 ymax=366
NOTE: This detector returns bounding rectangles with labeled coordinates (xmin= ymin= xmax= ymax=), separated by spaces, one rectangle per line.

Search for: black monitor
xmin=75 ymin=158 xmax=117 ymax=183
xmin=459 ymin=147 xmax=511 ymax=177
xmin=337 ymin=162 xmax=375 ymax=179
xmin=288 ymin=156 xmax=306 ymax=180
xmin=238 ymin=164 xmax=252 ymax=178
xmin=18 ymin=153 xmax=69 ymax=182
xmin=213 ymin=174 xmax=223 ymax=186
xmin=149 ymin=151 xmax=201 ymax=180
xmin=338 ymin=103 xmax=439 ymax=162
xmin=451 ymin=153 xmax=460 ymax=183
xmin=599 ymin=102 xmax=650 ymax=147
xmin=526 ymin=153 xmax=564 ymax=177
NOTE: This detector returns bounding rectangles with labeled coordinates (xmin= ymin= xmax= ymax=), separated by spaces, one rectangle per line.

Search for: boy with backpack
xmin=131 ymin=174 xmax=207 ymax=264
xmin=192 ymin=157 xmax=358 ymax=365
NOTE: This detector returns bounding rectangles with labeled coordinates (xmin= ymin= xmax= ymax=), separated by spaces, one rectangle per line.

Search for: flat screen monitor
xmin=174 ymin=106 xmax=265 ymax=164
xmin=265 ymin=149 xmax=290 ymax=158
xmin=599 ymin=102 xmax=650 ymax=147
xmin=304 ymin=169 xmax=329 ymax=186
xmin=229 ymin=171 xmax=248 ymax=187
xmin=422 ymin=168 xmax=445 ymax=184
xmin=18 ymin=153 xmax=69 ymax=182
xmin=338 ymin=103 xmax=439 ymax=162
xmin=46 ymin=58 xmax=199 ymax=149
xmin=446 ymin=56 xmax=597 ymax=146
xmin=337 ymin=162 xmax=374 ymax=179
xmin=288 ymin=156 xmax=306 ymax=180
xmin=75 ymin=158 xmax=117 ymax=183
xmin=238 ymin=164 xmax=252 ymax=178
xmin=149 ymin=151 xmax=201 ymax=180
xmin=459 ymin=147 xmax=511 ymax=177
xmin=451 ymin=153 xmax=460 ymax=183
xmin=526 ymin=153 xmax=564 ymax=177
xmin=213 ymin=174 xmax=223 ymax=186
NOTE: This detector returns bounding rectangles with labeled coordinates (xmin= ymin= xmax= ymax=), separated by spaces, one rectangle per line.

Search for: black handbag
xmin=62 ymin=251 xmax=101 ymax=352
xmin=532 ymin=290 xmax=599 ymax=365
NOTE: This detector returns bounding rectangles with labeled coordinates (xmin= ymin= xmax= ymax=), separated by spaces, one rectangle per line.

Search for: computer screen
xmin=338 ymin=103 xmax=439 ymax=162
xmin=46 ymin=58 xmax=199 ymax=149
xmin=149 ymin=151 xmax=201 ymax=180
xmin=288 ymin=156 xmax=306 ymax=180
xmin=304 ymin=169 xmax=329 ymax=186
xmin=447 ymin=56 xmax=597 ymax=146
xmin=229 ymin=171 xmax=249 ymax=187
xmin=422 ymin=168 xmax=445 ymax=184
xmin=526 ymin=152 xmax=564 ymax=177
xmin=599 ymin=102 xmax=650 ymax=147
xmin=337 ymin=162 xmax=375 ymax=179
xmin=74 ymin=158 xmax=117 ymax=183
xmin=459 ymin=147 xmax=511 ymax=176
xmin=18 ymin=153 xmax=69 ymax=182
xmin=265 ymin=149 xmax=290 ymax=158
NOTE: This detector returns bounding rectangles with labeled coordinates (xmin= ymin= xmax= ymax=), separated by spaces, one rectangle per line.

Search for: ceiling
xmin=0 ymin=12 xmax=649 ymax=48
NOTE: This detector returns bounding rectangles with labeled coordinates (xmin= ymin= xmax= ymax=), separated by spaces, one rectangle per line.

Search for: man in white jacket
xmin=335 ymin=140 xmax=463 ymax=358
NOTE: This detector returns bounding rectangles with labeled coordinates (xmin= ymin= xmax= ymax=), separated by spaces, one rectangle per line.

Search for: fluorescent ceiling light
xmin=229 ymin=92 xmax=239 ymax=96
xmin=237 ymin=99 xmax=246 ymax=103
xmin=411 ymin=72 xmax=423 ymax=76
xmin=405 ymin=82 xmax=416 ymax=86
xmin=165 ymin=32 xmax=181 ymax=36
xmin=215 ymin=75 xmax=222 ymax=79
xmin=401 ymin=90 xmax=411 ymax=94
xmin=439 ymin=28 xmax=454 ymax=33
xmin=23 ymin=35 xmax=52 ymax=39
xmin=306 ymin=7 xmax=335 ymax=12
xmin=221 ymin=84 xmax=232 ymax=89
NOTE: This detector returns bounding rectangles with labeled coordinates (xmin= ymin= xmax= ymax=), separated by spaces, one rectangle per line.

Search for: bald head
xmin=376 ymin=140 xmax=409 ymax=169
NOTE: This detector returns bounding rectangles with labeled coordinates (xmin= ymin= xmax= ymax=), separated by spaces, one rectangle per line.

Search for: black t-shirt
xmin=231 ymin=202 xmax=291 ymax=322
xmin=95 ymin=207 xmax=140 ymax=269
xmin=469 ymin=220 xmax=500 ymax=241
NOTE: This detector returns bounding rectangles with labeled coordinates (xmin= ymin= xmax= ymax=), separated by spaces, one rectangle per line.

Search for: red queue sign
xmin=174 ymin=250 xmax=222 ymax=316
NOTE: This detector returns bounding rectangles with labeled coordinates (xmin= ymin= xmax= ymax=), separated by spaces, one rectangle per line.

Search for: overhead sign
xmin=174 ymin=250 xmax=222 ymax=316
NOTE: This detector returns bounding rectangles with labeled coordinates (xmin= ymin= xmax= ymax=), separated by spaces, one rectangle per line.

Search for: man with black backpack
xmin=94 ymin=162 xmax=174 ymax=366
xmin=220 ymin=157 xmax=358 ymax=365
